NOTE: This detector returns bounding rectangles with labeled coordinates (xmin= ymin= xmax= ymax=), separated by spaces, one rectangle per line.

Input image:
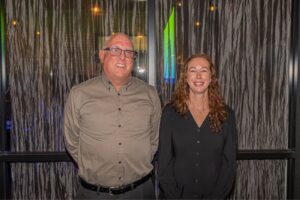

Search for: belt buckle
xmin=108 ymin=186 xmax=119 ymax=196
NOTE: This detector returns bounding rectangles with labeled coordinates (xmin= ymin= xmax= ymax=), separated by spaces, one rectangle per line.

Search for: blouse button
xmin=196 ymin=140 xmax=200 ymax=144
xmin=195 ymin=179 xmax=199 ymax=183
xmin=197 ymin=128 xmax=201 ymax=132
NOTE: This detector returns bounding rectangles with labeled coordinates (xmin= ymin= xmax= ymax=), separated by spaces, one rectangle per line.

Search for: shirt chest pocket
xmin=123 ymin=104 xmax=152 ymax=132
xmin=79 ymin=101 xmax=116 ymax=135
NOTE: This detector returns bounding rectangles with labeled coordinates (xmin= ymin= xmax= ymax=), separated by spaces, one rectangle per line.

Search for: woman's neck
xmin=188 ymin=92 xmax=209 ymax=112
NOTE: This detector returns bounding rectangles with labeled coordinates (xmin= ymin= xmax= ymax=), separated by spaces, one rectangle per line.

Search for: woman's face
xmin=186 ymin=57 xmax=212 ymax=95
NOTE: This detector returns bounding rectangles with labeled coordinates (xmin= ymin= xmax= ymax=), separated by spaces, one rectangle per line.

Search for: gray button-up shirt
xmin=64 ymin=74 xmax=161 ymax=187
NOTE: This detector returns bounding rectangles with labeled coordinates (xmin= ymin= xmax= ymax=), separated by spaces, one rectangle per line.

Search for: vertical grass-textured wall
xmin=5 ymin=0 xmax=291 ymax=199
xmin=5 ymin=0 xmax=147 ymax=198
xmin=156 ymin=0 xmax=290 ymax=199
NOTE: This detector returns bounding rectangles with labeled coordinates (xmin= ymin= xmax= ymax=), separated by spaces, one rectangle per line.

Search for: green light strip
xmin=0 ymin=5 xmax=5 ymax=76
xmin=169 ymin=8 xmax=175 ymax=81
xmin=163 ymin=7 xmax=175 ymax=82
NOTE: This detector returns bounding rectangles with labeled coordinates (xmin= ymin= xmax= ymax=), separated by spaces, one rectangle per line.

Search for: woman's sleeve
xmin=210 ymin=108 xmax=237 ymax=198
xmin=158 ymin=108 xmax=182 ymax=199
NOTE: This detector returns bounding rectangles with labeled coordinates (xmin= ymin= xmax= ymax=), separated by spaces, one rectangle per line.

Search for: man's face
xmin=100 ymin=34 xmax=135 ymax=85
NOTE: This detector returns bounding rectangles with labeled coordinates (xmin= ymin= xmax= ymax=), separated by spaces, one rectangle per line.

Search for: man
xmin=64 ymin=33 xmax=161 ymax=199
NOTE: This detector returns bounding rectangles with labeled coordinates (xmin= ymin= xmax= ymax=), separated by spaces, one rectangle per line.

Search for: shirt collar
xmin=100 ymin=73 xmax=134 ymax=91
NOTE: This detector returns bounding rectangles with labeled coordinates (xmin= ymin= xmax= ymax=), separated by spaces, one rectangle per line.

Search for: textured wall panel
xmin=5 ymin=0 xmax=147 ymax=198
xmin=10 ymin=162 xmax=77 ymax=199
xmin=156 ymin=0 xmax=290 ymax=199
xmin=231 ymin=160 xmax=287 ymax=199
xmin=4 ymin=0 xmax=291 ymax=198
xmin=156 ymin=0 xmax=290 ymax=149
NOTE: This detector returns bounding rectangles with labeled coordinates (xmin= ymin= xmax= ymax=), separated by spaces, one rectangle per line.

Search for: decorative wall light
xmin=91 ymin=5 xmax=101 ymax=15
xmin=12 ymin=20 xmax=17 ymax=26
xmin=164 ymin=7 xmax=175 ymax=83
xmin=209 ymin=5 xmax=216 ymax=11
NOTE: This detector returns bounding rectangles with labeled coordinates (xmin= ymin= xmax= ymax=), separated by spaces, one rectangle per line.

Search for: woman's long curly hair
xmin=170 ymin=54 xmax=228 ymax=133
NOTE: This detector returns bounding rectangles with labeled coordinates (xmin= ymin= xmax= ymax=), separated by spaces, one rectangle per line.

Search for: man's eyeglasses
xmin=103 ymin=47 xmax=138 ymax=59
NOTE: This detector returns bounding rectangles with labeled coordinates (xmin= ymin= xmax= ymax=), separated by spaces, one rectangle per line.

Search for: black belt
xmin=79 ymin=173 xmax=151 ymax=195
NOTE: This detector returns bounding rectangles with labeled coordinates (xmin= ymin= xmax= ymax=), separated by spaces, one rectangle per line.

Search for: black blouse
xmin=158 ymin=104 xmax=237 ymax=199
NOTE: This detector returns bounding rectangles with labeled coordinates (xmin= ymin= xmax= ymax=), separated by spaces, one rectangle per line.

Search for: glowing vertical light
xmin=0 ymin=4 xmax=9 ymax=132
xmin=163 ymin=23 xmax=169 ymax=81
xmin=0 ymin=6 xmax=5 ymax=71
xmin=163 ymin=7 xmax=175 ymax=83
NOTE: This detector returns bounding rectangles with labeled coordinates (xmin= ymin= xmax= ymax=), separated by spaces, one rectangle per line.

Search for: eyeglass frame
xmin=103 ymin=47 xmax=138 ymax=59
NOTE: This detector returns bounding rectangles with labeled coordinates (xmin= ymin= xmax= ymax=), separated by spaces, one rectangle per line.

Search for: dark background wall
xmin=0 ymin=0 xmax=299 ymax=199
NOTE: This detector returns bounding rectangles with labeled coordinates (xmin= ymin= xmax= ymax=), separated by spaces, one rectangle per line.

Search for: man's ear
xmin=99 ymin=50 xmax=105 ymax=63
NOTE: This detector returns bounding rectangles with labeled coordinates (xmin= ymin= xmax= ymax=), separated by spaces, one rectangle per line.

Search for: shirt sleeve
xmin=63 ymin=88 xmax=80 ymax=163
xmin=209 ymin=108 xmax=237 ymax=198
xmin=158 ymin=107 xmax=183 ymax=199
xmin=149 ymin=87 xmax=162 ymax=160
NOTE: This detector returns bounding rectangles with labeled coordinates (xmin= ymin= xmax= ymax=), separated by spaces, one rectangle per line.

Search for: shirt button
xmin=118 ymin=124 xmax=121 ymax=128
xmin=197 ymin=140 xmax=200 ymax=144
xmin=197 ymin=128 xmax=201 ymax=132
xmin=196 ymin=152 xmax=200 ymax=156
xmin=195 ymin=163 xmax=199 ymax=167
xmin=117 ymin=93 xmax=120 ymax=96
xmin=119 ymin=177 xmax=122 ymax=180
xmin=118 ymin=108 xmax=121 ymax=111
xmin=118 ymin=142 xmax=122 ymax=145
xmin=118 ymin=161 xmax=122 ymax=164
xmin=195 ymin=179 xmax=199 ymax=183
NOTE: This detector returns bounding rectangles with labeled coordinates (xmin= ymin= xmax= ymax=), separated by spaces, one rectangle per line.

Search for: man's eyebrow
xmin=109 ymin=45 xmax=133 ymax=50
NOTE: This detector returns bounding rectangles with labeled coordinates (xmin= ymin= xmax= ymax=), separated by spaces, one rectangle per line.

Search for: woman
xmin=158 ymin=54 xmax=237 ymax=199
